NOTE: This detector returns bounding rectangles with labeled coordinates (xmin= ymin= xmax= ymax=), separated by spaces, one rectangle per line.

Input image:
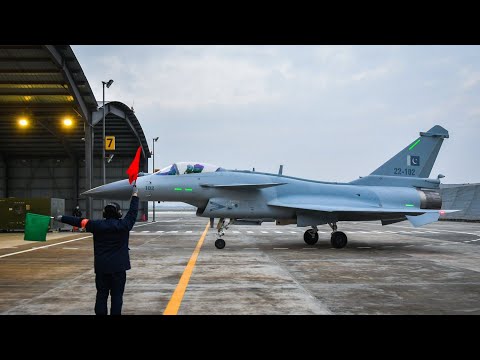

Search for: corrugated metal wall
xmin=0 ymin=158 xmax=5 ymax=198
xmin=0 ymin=157 xmax=148 ymax=222
xmin=441 ymin=184 xmax=480 ymax=221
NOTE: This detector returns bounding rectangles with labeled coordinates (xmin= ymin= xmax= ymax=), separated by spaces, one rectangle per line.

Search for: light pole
xmin=102 ymin=79 xmax=113 ymax=207
xmin=152 ymin=136 xmax=159 ymax=222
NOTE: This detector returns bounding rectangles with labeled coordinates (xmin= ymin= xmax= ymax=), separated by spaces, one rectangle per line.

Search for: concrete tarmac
xmin=1 ymin=213 xmax=480 ymax=314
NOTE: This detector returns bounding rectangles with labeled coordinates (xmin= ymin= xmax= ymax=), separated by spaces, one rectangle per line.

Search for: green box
xmin=0 ymin=198 xmax=65 ymax=232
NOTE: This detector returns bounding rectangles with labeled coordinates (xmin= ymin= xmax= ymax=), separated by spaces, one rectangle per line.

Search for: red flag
xmin=126 ymin=146 xmax=142 ymax=184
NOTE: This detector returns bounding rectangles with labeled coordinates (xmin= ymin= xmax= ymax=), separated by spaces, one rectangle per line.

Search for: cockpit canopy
xmin=155 ymin=162 xmax=221 ymax=176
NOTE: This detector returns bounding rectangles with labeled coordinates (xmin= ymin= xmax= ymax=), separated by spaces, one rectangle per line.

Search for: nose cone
xmin=81 ymin=179 xmax=133 ymax=200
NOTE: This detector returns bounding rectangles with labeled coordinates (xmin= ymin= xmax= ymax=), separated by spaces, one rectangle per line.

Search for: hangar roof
xmin=0 ymin=45 xmax=150 ymax=159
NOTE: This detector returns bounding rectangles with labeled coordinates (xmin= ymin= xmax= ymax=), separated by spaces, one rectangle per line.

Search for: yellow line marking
xmin=163 ymin=222 xmax=210 ymax=315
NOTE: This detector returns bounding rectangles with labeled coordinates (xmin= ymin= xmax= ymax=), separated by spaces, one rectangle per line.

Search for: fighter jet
xmin=83 ymin=125 xmax=457 ymax=249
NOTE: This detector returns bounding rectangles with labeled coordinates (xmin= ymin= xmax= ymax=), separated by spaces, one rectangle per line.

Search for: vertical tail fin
xmin=370 ymin=125 xmax=449 ymax=178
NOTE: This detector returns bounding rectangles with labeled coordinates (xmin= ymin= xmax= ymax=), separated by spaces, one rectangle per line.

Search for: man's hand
xmin=55 ymin=215 xmax=63 ymax=222
xmin=132 ymin=185 xmax=138 ymax=197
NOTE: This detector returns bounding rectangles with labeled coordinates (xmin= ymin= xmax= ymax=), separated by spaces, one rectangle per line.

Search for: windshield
xmin=157 ymin=164 xmax=178 ymax=176
xmin=155 ymin=162 xmax=220 ymax=175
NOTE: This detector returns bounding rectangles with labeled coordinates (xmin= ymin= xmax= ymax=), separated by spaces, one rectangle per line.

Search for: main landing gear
xmin=302 ymin=223 xmax=348 ymax=249
xmin=303 ymin=226 xmax=319 ymax=245
xmin=215 ymin=218 xmax=233 ymax=249
xmin=328 ymin=222 xmax=348 ymax=249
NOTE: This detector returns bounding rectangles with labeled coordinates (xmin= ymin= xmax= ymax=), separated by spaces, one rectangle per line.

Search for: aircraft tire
xmin=330 ymin=231 xmax=347 ymax=248
xmin=303 ymin=230 xmax=319 ymax=245
xmin=215 ymin=238 xmax=226 ymax=249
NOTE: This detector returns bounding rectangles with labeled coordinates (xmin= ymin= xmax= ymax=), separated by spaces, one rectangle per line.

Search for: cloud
xmin=351 ymin=62 xmax=398 ymax=82
xmin=89 ymin=51 xmax=290 ymax=109
xmin=462 ymin=72 xmax=480 ymax=90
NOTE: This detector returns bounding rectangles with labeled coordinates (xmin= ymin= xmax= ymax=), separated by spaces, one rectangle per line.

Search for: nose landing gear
xmin=215 ymin=218 xmax=233 ymax=249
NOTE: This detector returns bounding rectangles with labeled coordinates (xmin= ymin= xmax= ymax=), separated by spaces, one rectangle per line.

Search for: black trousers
xmin=94 ymin=271 xmax=126 ymax=315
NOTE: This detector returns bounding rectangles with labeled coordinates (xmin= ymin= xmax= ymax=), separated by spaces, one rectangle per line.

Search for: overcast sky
xmin=72 ymin=45 xmax=480 ymax=184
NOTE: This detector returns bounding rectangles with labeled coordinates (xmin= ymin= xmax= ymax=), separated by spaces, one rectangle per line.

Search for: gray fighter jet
xmin=83 ymin=125 xmax=457 ymax=249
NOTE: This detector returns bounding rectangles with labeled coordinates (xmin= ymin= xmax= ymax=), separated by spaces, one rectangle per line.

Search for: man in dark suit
xmin=56 ymin=185 xmax=139 ymax=315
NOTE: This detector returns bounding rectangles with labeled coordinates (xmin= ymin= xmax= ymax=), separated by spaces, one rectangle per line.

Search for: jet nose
xmin=81 ymin=179 xmax=133 ymax=200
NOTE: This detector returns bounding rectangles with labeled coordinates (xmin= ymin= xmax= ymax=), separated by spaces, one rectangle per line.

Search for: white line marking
xmin=62 ymin=247 xmax=79 ymax=250
xmin=471 ymin=239 xmax=480 ymax=242
xmin=0 ymin=222 xmax=153 ymax=259
xmin=247 ymin=231 xmax=254 ymax=234
xmin=369 ymin=223 xmax=480 ymax=236
xmin=423 ymin=244 xmax=433 ymax=247
xmin=156 ymin=231 xmax=164 ymax=233
xmin=141 ymin=230 xmax=150 ymax=233
xmin=167 ymin=231 xmax=178 ymax=234
xmin=317 ymin=231 xmax=327 ymax=234
xmin=274 ymin=231 xmax=283 ymax=234
xmin=404 ymin=245 xmax=415 ymax=247
xmin=289 ymin=231 xmax=298 ymax=234
xmin=0 ymin=235 xmax=93 ymax=259
xmin=273 ymin=248 xmax=289 ymax=250
xmin=185 ymin=231 xmax=193 ymax=233
xmin=232 ymin=231 xmax=240 ymax=234
xmin=261 ymin=231 xmax=269 ymax=234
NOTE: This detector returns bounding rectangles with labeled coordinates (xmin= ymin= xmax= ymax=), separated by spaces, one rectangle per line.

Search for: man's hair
xmin=103 ymin=202 xmax=122 ymax=219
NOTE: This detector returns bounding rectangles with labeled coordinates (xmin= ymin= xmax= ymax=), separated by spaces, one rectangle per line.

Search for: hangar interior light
xmin=63 ymin=117 xmax=73 ymax=127
xmin=18 ymin=118 xmax=29 ymax=127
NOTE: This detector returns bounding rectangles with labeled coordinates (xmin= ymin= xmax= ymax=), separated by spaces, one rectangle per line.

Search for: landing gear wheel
xmin=303 ymin=229 xmax=319 ymax=245
xmin=215 ymin=238 xmax=226 ymax=249
xmin=330 ymin=231 xmax=347 ymax=249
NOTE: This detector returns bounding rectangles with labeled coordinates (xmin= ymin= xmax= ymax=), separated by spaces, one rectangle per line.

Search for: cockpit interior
xmin=155 ymin=162 xmax=222 ymax=176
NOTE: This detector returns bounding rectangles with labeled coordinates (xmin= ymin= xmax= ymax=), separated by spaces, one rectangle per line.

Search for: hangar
xmin=0 ymin=45 xmax=151 ymax=220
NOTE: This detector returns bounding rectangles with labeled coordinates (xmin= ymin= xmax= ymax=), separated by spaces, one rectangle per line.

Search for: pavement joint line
xmin=163 ymin=222 xmax=210 ymax=315
xmin=261 ymin=245 xmax=333 ymax=314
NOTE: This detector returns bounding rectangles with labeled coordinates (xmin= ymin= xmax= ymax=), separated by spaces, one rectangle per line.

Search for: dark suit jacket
xmin=61 ymin=196 xmax=139 ymax=274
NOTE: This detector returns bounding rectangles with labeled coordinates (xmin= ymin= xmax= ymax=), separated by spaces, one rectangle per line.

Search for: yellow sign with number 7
xmin=105 ymin=136 xmax=115 ymax=150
